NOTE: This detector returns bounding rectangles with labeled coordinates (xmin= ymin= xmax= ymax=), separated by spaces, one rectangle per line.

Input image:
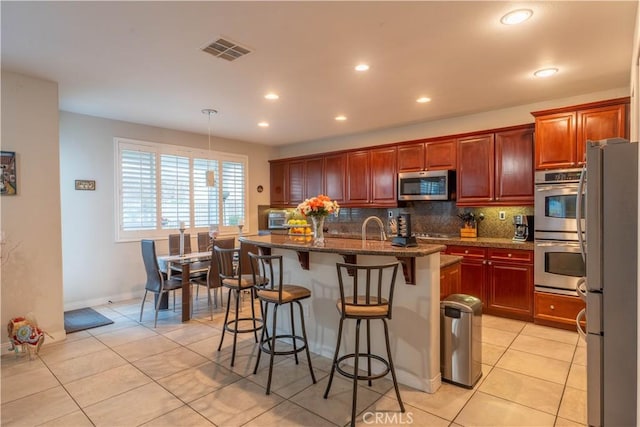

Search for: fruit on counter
xmin=287 ymin=219 xmax=308 ymax=225
xmin=290 ymin=226 xmax=313 ymax=234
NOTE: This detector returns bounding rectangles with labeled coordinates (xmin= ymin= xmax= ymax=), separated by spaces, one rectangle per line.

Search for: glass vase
xmin=311 ymin=215 xmax=325 ymax=246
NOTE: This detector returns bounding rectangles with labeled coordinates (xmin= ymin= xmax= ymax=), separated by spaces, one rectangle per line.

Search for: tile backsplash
xmin=323 ymin=202 xmax=534 ymax=239
xmin=261 ymin=202 xmax=534 ymax=239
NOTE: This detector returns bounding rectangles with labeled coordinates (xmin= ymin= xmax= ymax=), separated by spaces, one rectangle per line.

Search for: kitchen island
xmin=238 ymin=234 xmax=446 ymax=393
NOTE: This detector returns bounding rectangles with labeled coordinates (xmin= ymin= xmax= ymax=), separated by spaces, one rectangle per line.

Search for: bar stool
xmin=323 ymin=261 xmax=405 ymax=427
xmin=249 ymin=252 xmax=316 ymax=395
xmin=215 ymin=246 xmax=264 ymax=367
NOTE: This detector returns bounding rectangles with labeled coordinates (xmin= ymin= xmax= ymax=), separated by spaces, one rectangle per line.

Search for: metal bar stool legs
xmin=249 ymin=252 xmax=316 ymax=395
xmin=323 ymin=261 xmax=405 ymax=427
xmin=217 ymin=286 xmax=261 ymax=367
xmin=253 ymin=299 xmax=316 ymax=395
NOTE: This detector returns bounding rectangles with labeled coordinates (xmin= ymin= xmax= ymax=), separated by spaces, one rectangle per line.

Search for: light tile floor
xmin=1 ymin=292 xmax=587 ymax=426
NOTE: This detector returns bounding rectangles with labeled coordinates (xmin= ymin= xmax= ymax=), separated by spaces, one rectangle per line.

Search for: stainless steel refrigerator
xmin=578 ymin=138 xmax=637 ymax=426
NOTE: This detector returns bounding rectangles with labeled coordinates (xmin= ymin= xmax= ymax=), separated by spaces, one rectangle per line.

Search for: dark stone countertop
xmin=416 ymin=236 xmax=534 ymax=250
xmin=240 ymin=234 xmax=446 ymax=257
xmin=440 ymin=254 xmax=463 ymax=268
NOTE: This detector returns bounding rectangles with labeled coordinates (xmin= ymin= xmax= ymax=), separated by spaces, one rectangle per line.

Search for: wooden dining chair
xmin=191 ymin=237 xmax=235 ymax=319
xmin=197 ymin=232 xmax=212 ymax=252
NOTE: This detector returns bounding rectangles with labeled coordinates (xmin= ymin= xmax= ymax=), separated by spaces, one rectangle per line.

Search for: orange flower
xmin=296 ymin=194 xmax=340 ymax=218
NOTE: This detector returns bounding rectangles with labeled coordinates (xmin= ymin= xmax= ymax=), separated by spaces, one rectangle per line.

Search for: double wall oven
xmin=534 ymin=169 xmax=585 ymax=296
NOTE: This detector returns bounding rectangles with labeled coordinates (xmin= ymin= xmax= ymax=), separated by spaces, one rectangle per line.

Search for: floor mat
xmin=64 ymin=307 xmax=114 ymax=333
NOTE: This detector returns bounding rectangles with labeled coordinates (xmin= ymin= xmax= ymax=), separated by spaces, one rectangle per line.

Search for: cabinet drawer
xmin=446 ymin=245 xmax=486 ymax=259
xmin=534 ymin=292 xmax=585 ymax=330
xmin=488 ymin=248 xmax=533 ymax=263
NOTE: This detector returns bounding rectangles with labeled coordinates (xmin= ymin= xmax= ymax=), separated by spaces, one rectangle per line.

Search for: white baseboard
xmin=63 ymin=290 xmax=144 ymax=311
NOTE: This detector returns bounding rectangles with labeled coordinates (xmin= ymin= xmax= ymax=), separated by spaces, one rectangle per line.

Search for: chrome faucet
xmin=362 ymin=216 xmax=387 ymax=242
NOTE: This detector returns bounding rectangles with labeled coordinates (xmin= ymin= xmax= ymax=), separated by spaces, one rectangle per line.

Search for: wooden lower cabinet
xmin=486 ymin=248 xmax=533 ymax=321
xmin=446 ymin=245 xmax=534 ymax=321
xmin=440 ymin=261 xmax=461 ymax=300
xmin=534 ymin=291 xmax=585 ymax=331
xmin=445 ymin=246 xmax=486 ymax=301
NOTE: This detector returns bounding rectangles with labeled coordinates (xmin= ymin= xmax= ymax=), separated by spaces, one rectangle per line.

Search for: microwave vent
xmin=202 ymin=37 xmax=252 ymax=62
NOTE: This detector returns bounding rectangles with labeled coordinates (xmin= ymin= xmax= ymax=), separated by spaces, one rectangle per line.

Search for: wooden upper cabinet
xmin=269 ymin=161 xmax=288 ymax=206
xmin=304 ymin=157 xmax=324 ymax=200
xmin=397 ymin=143 xmax=425 ymax=172
xmin=533 ymin=98 xmax=629 ymax=170
xmin=370 ymin=146 xmax=397 ymax=205
xmin=288 ymin=160 xmax=305 ymax=206
xmin=324 ymin=153 xmax=346 ymax=204
xmin=457 ymin=125 xmax=534 ymax=206
xmin=457 ymin=134 xmax=495 ymax=205
xmin=425 ymin=139 xmax=456 ymax=170
xmin=495 ymin=127 xmax=534 ymax=204
xmin=345 ymin=150 xmax=371 ymax=205
xmin=534 ymin=112 xmax=576 ymax=169
xmin=397 ymin=139 xmax=456 ymax=172
xmin=576 ymin=103 xmax=627 ymax=166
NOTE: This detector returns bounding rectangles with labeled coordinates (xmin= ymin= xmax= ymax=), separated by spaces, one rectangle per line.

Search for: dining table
xmin=157 ymin=251 xmax=211 ymax=321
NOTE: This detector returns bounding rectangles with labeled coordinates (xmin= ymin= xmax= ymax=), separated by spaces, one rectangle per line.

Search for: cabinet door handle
xmin=464 ymin=250 xmax=469 ymax=254
xmin=508 ymin=253 xmax=512 ymax=257
xmin=487 ymin=261 xmax=492 ymax=265
xmin=482 ymin=260 xmax=486 ymax=265
xmin=550 ymin=305 xmax=555 ymax=310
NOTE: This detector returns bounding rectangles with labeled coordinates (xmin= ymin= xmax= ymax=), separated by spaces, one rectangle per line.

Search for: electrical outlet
xmin=499 ymin=211 xmax=506 ymax=220
xmin=303 ymin=304 xmax=310 ymax=317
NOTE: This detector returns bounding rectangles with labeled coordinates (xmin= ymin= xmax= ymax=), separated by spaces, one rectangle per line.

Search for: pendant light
xmin=201 ymin=108 xmax=218 ymax=187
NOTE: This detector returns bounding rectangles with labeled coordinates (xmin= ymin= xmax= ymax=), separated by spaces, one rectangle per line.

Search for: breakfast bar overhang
xmin=239 ymin=234 xmax=446 ymax=393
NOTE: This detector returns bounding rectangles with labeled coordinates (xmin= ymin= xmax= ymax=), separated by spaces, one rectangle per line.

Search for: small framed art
xmin=75 ymin=179 xmax=96 ymax=191
xmin=0 ymin=151 xmax=17 ymax=195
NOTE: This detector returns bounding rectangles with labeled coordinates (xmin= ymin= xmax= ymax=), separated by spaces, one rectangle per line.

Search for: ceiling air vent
xmin=202 ymin=37 xmax=252 ymax=62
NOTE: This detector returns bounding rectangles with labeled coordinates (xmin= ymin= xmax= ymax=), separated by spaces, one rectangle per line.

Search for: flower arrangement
xmin=296 ymin=194 xmax=340 ymax=218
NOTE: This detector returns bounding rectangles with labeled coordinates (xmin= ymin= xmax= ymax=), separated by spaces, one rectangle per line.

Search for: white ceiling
xmin=1 ymin=1 xmax=637 ymax=146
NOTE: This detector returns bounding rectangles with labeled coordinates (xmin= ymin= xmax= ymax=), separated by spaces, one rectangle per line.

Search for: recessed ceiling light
xmin=354 ymin=64 xmax=369 ymax=72
xmin=258 ymin=121 xmax=269 ymax=127
xmin=335 ymin=115 xmax=347 ymax=121
xmin=264 ymin=93 xmax=279 ymax=100
xmin=534 ymin=67 xmax=559 ymax=78
xmin=416 ymin=97 xmax=432 ymax=103
xmin=500 ymin=9 xmax=533 ymax=25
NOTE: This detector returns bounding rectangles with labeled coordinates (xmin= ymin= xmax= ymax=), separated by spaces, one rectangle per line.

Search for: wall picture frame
xmin=0 ymin=151 xmax=17 ymax=195
xmin=75 ymin=179 xmax=96 ymax=191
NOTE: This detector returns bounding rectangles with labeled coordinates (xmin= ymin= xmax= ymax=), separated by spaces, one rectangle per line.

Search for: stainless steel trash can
xmin=440 ymin=294 xmax=482 ymax=388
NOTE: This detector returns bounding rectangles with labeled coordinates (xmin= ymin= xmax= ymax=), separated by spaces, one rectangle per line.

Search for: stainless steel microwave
xmin=397 ymin=170 xmax=456 ymax=201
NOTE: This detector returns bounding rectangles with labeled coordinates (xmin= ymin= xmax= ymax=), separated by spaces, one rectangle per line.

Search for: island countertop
xmin=238 ymin=234 xmax=446 ymax=257
xmin=237 ymin=233 xmax=444 ymax=393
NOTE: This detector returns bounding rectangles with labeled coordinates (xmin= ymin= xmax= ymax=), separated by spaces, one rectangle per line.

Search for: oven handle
xmin=576 ymin=277 xmax=587 ymax=301
xmin=535 ymin=241 xmax=581 ymax=247
xmin=576 ymin=166 xmax=587 ymax=262
xmin=576 ymin=308 xmax=587 ymax=341
xmin=535 ymin=184 xmax=579 ymax=191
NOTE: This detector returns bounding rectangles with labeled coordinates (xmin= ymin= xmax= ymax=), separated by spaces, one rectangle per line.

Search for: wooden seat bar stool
xmin=215 ymin=245 xmax=264 ymax=367
xmin=248 ymin=252 xmax=317 ymax=395
xmin=323 ymin=261 xmax=405 ymax=427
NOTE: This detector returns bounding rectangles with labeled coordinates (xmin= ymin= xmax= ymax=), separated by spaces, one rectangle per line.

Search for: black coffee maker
xmin=513 ymin=215 xmax=534 ymax=242
xmin=392 ymin=213 xmax=418 ymax=247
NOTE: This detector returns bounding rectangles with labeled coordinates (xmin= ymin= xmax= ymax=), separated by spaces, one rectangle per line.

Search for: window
xmin=115 ymin=137 xmax=248 ymax=241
